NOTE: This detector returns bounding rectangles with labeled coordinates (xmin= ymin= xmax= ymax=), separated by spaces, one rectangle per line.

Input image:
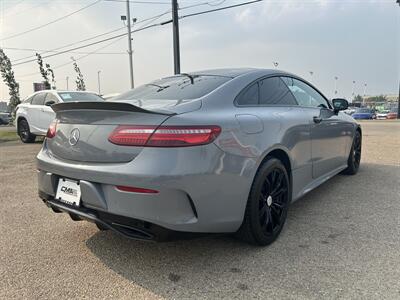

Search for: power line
xmin=11 ymin=26 xmax=127 ymax=63
xmin=180 ymin=0 xmax=263 ymax=20
xmin=18 ymin=8 xmax=173 ymax=78
xmin=179 ymin=1 xmax=227 ymax=10
xmin=3 ymin=47 xmax=125 ymax=55
xmin=16 ymin=10 xmax=169 ymax=78
xmin=11 ymin=0 xmax=263 ymax=67
xmin=18 ymin=36 xmax=127 ymax=78
xmin=6 ymin=1 xmax=221 ymax=63
xmin=11 ymin=10 xmax=171 ymax=64
xmin=1 ymin=0 xmax=102 ymax=41
xmin=13 ymin=12 xmax=169 ymax=66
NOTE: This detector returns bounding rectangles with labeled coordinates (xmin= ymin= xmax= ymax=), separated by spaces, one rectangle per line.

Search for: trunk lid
xmin=47 ymin=102 xmax=175 ymax=163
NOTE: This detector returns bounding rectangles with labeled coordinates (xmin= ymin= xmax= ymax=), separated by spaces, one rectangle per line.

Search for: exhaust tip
xmin=69 ymin=213 xmax=83 ymax=221
xmin=51 ymin=206 xmax=63 ymax=213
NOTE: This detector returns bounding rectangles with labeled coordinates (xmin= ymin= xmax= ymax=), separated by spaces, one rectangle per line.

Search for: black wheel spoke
xmin=266 ymin=208 xmax=274 ymax=231
xmin=270 ymin=206 xmax=281 ymax=226
xmin=270 ymin=174 xmax=283 ymax=195
xmin=257 ymin=166 xmax=289 ymax=236
xmin=271 ymin=201 xmax=283 ymax=209
xmin=259 ymin=204 xmax=267 ymax=218
xmin=271 ymin=187 xmax=287 ymax=198
xmin=264 ymin=177 xmax=272 ymax=194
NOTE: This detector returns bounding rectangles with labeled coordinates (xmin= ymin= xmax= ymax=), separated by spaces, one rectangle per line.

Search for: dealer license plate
xmin=55 ymin=178 xmax=81 ymax=206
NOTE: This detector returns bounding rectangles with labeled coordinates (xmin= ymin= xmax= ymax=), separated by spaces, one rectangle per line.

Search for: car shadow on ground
xmin=85 ymin=162 xmax=399 ymax=298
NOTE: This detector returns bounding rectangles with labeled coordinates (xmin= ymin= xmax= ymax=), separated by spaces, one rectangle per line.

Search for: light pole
xmin=309 ymin=71 xmax=314 ymax=82
xmin=397 ymin=80 xmax=400 ymax=119
xmin=351 ymin=80 xmax=356 ymax=101
xmin=121 ymin=1 xmax=135 ymax=88
xmin=334 ymin=76 xmax=338 ymax=97
xmin=97 ymin=71 xmax=101 ymax=95
xmin=363 ymin=83 xmax=367 ymax=106
xmin=172 ymin=0 xmax=181 ymax=74
xmin=66 ymin=76 xmax=69 ymax=90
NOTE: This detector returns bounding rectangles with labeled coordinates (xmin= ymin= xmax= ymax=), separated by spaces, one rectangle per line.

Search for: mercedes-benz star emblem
xmin=69 ymin=128 xmax=80 ymax=146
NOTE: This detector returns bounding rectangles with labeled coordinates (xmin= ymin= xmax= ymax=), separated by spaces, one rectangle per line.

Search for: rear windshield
xmin=113 ymin=75 xmax=231 ymax=101
xmin=58 ymin=92 xmax=104 ymax=102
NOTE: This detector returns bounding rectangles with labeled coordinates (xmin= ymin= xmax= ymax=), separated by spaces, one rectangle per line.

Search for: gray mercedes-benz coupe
xmin=37 ymin=68 xmax=362 ymax=246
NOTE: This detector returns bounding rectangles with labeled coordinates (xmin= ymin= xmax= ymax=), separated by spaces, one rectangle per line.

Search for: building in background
xmin=33 ymin=82 xmax=48 ymax=92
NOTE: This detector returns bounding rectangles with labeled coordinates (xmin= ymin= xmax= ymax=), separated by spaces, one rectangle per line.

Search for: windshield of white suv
xmin=58 ymin=92 xmax=104 ymax=102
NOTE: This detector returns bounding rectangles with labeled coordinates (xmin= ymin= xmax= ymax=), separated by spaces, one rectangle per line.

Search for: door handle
xmin=313 ymin=116 xmax=322 ymax=124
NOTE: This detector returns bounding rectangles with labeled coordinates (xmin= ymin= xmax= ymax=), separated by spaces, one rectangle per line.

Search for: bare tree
xmin=73 ymin=61 xmax=86 ymax=91
xmin=0 ymin=48 xmax=20 ymax=115
xmin=36 ymin=53 xmax=51 ymax=89
xmin=45 ymin=63 xmax=56 ymax=89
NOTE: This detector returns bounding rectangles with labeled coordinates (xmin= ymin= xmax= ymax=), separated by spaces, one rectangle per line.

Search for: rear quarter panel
xmin=16 ymin=104 xmax=32 ymax=129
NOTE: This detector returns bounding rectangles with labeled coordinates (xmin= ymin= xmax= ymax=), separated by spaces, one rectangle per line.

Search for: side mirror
xmin=332 ymin=98 xmax=349 ymax=113
xmin=45 ymin=100 xmax=55 ymax=106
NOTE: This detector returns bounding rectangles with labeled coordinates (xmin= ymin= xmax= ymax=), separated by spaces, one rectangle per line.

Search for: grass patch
xmin=0 ymin=130 xmax=19 ymax=143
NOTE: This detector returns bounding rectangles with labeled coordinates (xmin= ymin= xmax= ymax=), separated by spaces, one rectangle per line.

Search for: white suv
xmin=15 ymin=90 xmax=103 ymax=143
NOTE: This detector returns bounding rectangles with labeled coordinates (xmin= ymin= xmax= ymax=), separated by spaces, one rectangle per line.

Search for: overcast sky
xmin=0 ymin=0 xmax=399 ymax=102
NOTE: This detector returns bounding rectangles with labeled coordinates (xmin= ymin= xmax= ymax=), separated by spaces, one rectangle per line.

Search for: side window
xmin=259 ymin=77 xmax=297 ymax=105
xmin=31 ymin=93 xmax=46 ymax=105
xmin=44 ymin=93 xmax=59 ymax=105
xmin=236 ymin=82 xmax=259 ymax=105
xmin=283 ymin=77 xmax=329 ymax=108
xmin=24 ymin=96 xmax=33 ymax=104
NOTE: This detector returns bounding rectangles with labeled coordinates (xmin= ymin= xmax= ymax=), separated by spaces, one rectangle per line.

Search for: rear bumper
xmin=37 ymin=140 xmax=255 ymax=233
xmin=40 ymin=191 xmax=204 ymax=241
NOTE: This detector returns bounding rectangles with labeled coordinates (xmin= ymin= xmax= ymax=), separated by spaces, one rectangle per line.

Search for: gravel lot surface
xmin=0 ymin=121 xmax=399 ymax=299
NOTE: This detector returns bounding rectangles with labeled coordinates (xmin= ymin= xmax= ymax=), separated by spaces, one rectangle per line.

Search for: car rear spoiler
xmin=51 ymin=101 xmax=175 ymax=116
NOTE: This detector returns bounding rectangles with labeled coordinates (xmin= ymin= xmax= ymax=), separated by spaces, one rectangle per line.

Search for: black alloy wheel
xmin=18 ymin=119 xmax=36 ymax=143
xmin=237 ymin=157 xmax=290 ymax=246
xmin=258 ymin=168 xmax=289 ymax=237
xmin=342 ymin=130 xmax=361 ymax=175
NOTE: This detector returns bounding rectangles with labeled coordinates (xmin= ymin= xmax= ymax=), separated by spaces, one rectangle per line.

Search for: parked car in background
xmin=37 ymin=68 xmax=362 ymax=246
xmin=376 ymin=110 xmax=390 ymax=120
xmin=15 ymin=90 xmax=104 ymax=143
xmin=352 ymin=108 xmax=376 ymax=120
xmin=0 ymin=111 xmax=11 ymax=125
xmin=386 ymin=108 xmax=398 ymax=119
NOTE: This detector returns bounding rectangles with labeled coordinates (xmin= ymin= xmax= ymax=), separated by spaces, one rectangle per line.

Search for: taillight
xmin=147 ymin=126 xmax=221 ymax=147
xmin=46 ymin=120 xmax=58 ymax=139
xmin=108 ymin=125 xmax=156 ymax=146
xmin=116 ymin=185 xmax=159 ymax=194
xmin=108 ymin=125 xmax=221 ymax=147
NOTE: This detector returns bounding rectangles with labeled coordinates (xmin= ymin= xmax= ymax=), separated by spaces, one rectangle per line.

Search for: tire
xmin=236 ymin=157 xmax=290 ymax=246
xmin=342 ymin=130 xmax=362 ymax=175
xmin=18 ymin=119 xmax=36 ymax=143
